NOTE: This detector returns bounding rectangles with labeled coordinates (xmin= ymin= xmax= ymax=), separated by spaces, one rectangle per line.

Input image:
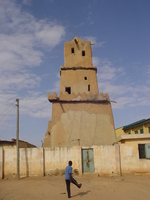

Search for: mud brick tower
xmin=43 ymin=36 xmax=117 ymax=147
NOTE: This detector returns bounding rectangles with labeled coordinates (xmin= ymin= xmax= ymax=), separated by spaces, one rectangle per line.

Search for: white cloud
xmin=0 ymin=1 xmax=65 ymax=72
xmin=112 ymin=97 xmax=135 ymax=109
xmin=93 ymin=57 xmax=100 ymax=66
xmin=96 ymin=58 xmax=150 ymax=109
xmin=48 ymin=73 xmax=60 ymax=94
xmin=20 ymin=94 xmax=51 ymax=118
xmin=87 ymin=11 xmax=94 ymax=25
xmin=0 ymin=34 xmax=43 ymax=72
xmin=35 ymin=22 xmax=65 ymax=47
xmin=0 ymin=70 xmax=41 ymax=91
xmin=0 ymin=0 xmax=65 ymax=119
xmin=83 ymin=36 xmax=97 ymax=44
xmin=22 ymin=0 xmax=32 ymax=5
xmin=97 ymin=57 xmax=123 ymax=81
xmin=83 ymin=36 xmax=105 ymax=47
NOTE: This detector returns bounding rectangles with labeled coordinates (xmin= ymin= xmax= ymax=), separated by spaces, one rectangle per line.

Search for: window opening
xmin=135 ymin=130 xmax=138 ymax=134
xmin=138 ymin=144 xmax=146 ymax=159
xmin=138 ymin=143 xmax=150 ymax=159
xmin=140 ymin=129 xmax=144 ymax=134
xmin=84 ymin=77 xmax=87 ymax=80
xmin=82 ymin=50 xmax=85 ymax=56
xmin=149 ymin=127 xmax=150 ymax=133
xmin=88 ymin=85 xmax=90 ymax=91
xmin=65 ymin=87 xmax=71 ymax=94
xmin=71 ymin=48 xmax=74 ymax=53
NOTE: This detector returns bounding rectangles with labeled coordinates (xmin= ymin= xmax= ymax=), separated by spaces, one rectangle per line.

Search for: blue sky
xmin=0 ymin=0 xmax=150 ymax=147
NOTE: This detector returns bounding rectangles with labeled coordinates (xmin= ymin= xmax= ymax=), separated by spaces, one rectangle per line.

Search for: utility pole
xmin=16 ymin=98 xmax=19 ymax=180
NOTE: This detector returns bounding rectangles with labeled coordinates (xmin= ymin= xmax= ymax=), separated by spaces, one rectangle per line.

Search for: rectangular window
xmin=138 ymin=144 xmax=150 ymax=159
xmin=88 ymin=85 xmax=90 ymax=91
xmin=140 ymin=129 xmax=144 ymax=134
xmin=65 ymin=87 xmax=71 ymax=94
xmin=138 ymin=144 xmax=146 ymax=159
xmin=71 ymin=48 xmax=74 ymax=53
xmin=82 ymin=50 xmax=85 ymax=56
xmin=135 ymin=130 xmax=138 ymax=134
xmin=148 ymin=127 xmax=150 ymax=133
xmin=84 ymin=77 xmax=87 ymax=80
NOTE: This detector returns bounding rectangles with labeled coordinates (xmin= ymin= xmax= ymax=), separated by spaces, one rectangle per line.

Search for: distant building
xmin=43 ymin=36 xmax=117 ymax=147
xmin=116 ymin=118 xmax=150 ymax=138
xmin=0 ymin=138 xmax=37 ymax=149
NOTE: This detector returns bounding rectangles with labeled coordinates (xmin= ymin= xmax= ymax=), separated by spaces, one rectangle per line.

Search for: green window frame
xmin=135 ymin=130 xmax=138 ymax=134
xmin=149 ymin=127 xmax=150 ymax=133
xmin=140 ymin=129 xmax=144 ymax=134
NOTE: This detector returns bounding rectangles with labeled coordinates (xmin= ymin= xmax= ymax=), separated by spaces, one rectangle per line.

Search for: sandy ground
xmin=1 ymin=174 xmax=150 ymax=200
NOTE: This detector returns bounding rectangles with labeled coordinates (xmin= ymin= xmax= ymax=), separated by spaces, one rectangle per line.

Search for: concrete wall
xmin=89 ymin=145 xmax=118 ymax=176
xmin=19 ymin=148 xmax=44 ymax=177
xmin=115 ymin=127 xmax=123 ymax=138
xmin=2 ymin=147 xmax=43 ymax=178
xmin=1 ymin=145 xmax=118 ymax=178
xmin=1 ymin=142 xmax=150 ymax=179
xmin=120 ymin=140 xmax=150 ymax=174
xmin=0 ymin=148 xmax=3 ymax=179
xmin=44 ymin=146 xmax=82 ymax=176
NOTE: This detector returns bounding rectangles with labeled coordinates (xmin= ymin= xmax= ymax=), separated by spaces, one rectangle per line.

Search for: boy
xmin=65 ymin=161 xmax=82 ymax=198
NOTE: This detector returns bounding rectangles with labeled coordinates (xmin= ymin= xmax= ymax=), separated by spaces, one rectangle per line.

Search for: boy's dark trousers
xmin=65 ymin=180 xmax=71 ymax=198
xmin=66 ymin=177 xmax=80 ymax=198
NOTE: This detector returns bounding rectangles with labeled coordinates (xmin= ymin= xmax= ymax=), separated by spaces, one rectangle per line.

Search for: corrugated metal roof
xmin=0 ymin=138 xmax=37 ymax=147
xmin=123 ymin=118 xmax=150 ymax=130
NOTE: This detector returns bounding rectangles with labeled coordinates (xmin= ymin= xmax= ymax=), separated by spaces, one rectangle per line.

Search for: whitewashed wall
xmin=1 ymin=143 xmax=150 ymax=179
xmin=44 ymin=146 xmax=82 ymax=175
xmin=120 ymin=143 xmax=150 ymax=174
xmin=0 ymin=148 xmax=3 ymax=179
xmin=93 ymin=145 xmax=118 ymax=175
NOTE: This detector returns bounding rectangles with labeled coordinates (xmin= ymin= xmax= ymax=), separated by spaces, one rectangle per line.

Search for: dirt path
xmin=1 ymin=174 xmax=150 ymax=200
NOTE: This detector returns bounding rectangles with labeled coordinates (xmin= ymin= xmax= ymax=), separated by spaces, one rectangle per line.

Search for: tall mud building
xmin=43 ymin=36 xmax=117 ymax=147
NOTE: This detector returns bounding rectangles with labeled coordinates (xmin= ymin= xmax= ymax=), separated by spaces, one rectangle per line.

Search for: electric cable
xmin=0 ymin=105 xmax=16 ymax=137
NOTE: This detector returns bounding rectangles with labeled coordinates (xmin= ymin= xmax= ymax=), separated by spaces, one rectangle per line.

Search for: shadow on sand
xmin=72 ymin=190 xmax=91 ymax=198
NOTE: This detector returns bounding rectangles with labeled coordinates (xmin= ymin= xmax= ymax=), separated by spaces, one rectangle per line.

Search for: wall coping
xmin=117 ymin=133 xmax=150 ymax=142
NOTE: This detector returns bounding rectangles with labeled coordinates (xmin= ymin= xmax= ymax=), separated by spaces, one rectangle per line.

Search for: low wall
xmin=20 ymin=148 xmax=44 ymax=177
xmin=93 ymin=145 xmax=118 ymax=175
xmin=0 ymin=148 xmax=3 ymax=179
xmin=120 ymin=143 xmax=150 ymax=174
xmin=2 ymin=147 xmax=43 ymax=178
xmin=1 ymin=143 xmax=150 ymax=179
xmin=44 ymin=146 xmax=81 ymax=176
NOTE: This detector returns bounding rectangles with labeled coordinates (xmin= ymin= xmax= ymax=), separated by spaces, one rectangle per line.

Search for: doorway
xmin=82 ymin=148 xmax=94 ymax=173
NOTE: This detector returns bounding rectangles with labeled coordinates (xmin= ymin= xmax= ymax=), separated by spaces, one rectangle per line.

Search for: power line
xmin=0 ymin=102 xmax=16 ymax=121
xmin=0 ymin=95 xmax=17 ymax=101
xmin=0 ymin=99 xmax=15 ymax=104
xmin=0 ymin=105 xmax=16 ymax=137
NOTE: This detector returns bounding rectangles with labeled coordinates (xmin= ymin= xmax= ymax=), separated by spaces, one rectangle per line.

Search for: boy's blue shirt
xmin=65 ymin=165 xmax=72 ymax=180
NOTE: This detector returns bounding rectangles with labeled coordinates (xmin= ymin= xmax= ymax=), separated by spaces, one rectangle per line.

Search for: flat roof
xmin=117 ymin=133 xmax=150 ymax=142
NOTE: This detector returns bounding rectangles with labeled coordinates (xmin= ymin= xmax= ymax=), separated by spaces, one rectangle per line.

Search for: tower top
xmin=64 ymin=36 xmax=93 ymax=68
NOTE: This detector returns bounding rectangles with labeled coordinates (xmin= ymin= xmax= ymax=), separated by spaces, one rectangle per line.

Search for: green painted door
xmin=82 ymin=149 xmax=94 ymax=173
xmin=145 ymin=144 xmax=150 ymax=158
